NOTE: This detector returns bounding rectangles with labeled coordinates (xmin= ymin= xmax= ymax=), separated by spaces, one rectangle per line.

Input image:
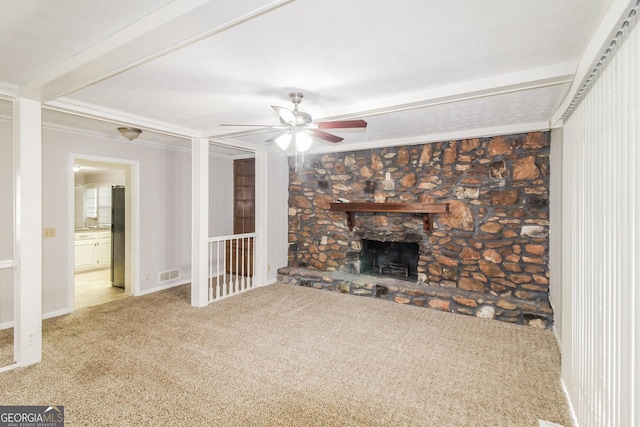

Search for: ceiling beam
xmin=313 ymin=63 xmax=575 ymax=121
xmin=17 ymin=0 xmax=294 ymax=102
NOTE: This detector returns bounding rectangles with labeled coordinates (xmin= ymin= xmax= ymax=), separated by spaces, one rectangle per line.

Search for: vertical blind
xmin=561 ymin=4 xmax=638 ymax=426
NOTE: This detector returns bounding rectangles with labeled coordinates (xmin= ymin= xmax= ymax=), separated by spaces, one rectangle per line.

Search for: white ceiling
xmin=0 ymin=0 xmax=614 ymax=155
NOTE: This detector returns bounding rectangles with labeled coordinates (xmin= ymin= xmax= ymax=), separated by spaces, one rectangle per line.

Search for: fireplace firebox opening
xmin=360 ymin=239 xmax=419 ymax=280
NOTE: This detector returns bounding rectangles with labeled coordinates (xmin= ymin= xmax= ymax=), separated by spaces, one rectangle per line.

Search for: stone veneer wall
xmin=280 ymin=132 xmax=552 ymax=327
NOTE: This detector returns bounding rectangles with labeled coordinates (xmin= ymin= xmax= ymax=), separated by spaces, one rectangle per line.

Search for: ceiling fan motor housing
xmin=289 ymin=91 xmax=304 ymax=104
xmin=279 ymin=92 xmax=312 ymax=126
xmin=288 ymin=111 xmax=312 ymax=127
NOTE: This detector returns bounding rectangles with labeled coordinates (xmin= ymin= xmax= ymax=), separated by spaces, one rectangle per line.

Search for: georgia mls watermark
xmin=0 ymin=406 xmax=64 ymax=427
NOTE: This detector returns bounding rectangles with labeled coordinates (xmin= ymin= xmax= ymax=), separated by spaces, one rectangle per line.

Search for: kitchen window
xmin=85 ymin=184 xmax=98 ymax=219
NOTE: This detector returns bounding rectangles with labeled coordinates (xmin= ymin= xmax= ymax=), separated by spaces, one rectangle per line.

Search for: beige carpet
xmin=0 ymin=283 xmax=574 ymax=426
xmin=0 ymin=328 xmax=12 ymax=368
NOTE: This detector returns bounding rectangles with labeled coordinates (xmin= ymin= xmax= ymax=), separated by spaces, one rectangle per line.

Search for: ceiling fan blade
xmin=265 ymin=131 xmax=288 ymax=143
xmin=316 ymin=119 xmax=367 ymax=129
xmin=310 ymin=129 xmax=344 ymax=143
xmin=272 ymin=106 xmax=296 ymax=125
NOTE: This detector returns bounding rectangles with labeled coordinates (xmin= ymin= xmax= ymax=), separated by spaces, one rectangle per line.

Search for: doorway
xmin=225 ymin=158 xmax=255 ymax=277
xmin=72 ymin=157 xmax=135 ymax=309
xmin=233 ymin=158 xmax=255 ymax=234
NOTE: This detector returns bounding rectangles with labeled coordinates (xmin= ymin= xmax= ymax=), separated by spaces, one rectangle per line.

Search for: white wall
xmin=209 ymin=155 xmax=233 ymax=237
xmin=0 ymin=120 xmax=14 ymax=325
xmin=264 ymin=150 xmax=289 ymax=283
xmin=82 ymin=171 xmax=126 ymax=186
xmin=46 ymin=128 xmax=193 ymax=310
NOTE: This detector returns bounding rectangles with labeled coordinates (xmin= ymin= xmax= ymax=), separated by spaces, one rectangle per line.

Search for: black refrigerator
xmin=111 ymin=185 xmax=125 ymax=288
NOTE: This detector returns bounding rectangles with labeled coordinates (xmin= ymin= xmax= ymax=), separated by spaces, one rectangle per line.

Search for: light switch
xmin=43 ymin=228 xmax=56 ymax=238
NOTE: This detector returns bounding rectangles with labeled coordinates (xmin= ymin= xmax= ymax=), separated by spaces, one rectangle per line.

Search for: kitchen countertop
xmin=75 ymin=226 xmax=111 ymax=232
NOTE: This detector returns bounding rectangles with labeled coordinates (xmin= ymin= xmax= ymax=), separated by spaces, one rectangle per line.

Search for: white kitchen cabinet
xmin=98 ymin=231 xmax=111 ymax=268
xmin=74 ymin=230 xmax=111 ymax=271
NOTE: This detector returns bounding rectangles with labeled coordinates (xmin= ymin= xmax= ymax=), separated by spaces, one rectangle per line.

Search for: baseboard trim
xmin=44 ymin=308 xmax=72 ymax=320
xmin=552 ymin=325 xmax=561 ymax=349
xmin=0 ymin=363 xmax=19 ymax=373
xmin=136 ymin=279 xmax=190 ymax=296
xmin=1 ymin=308 xmax=72 ymax=330
xmin=560 ymin=379 xmax=579 ymax=427
xmin=0 ymin=320 xmax=12 ymax=330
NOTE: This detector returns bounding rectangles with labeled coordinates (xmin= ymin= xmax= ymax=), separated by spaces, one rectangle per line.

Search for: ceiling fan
xmin=221 ymin=92 xmax=367 ymax=152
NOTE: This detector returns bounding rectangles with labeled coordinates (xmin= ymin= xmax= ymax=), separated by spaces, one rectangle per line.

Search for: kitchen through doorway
xmin=73 ymin=159 xmax=130 ymax=309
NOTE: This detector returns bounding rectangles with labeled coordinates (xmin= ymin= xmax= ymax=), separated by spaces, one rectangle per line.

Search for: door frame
xmin=68 ymin=154 xmax=140 ymax=310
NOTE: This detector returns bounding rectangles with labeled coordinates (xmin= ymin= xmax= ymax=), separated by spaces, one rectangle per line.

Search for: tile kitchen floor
xmin=75 ymin=268 xmax=128 ymax=309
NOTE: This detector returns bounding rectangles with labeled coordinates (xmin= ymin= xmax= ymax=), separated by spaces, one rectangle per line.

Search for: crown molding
xmin=44 ymin=120 xmax=193 ymax=154
xmin=0 ymin=81 xmax=18 ymax=100
xmin=2 ymin=111 xmax=248 ymax=156
xmin=2 ymin=110 xmax=193 ymax=154
xmin=44 ymin=97 xmax=199 ymax=139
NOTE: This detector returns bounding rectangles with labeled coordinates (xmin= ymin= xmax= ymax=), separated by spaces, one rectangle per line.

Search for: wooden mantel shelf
xmin=329 ymin=202 xmax=450 ymax=234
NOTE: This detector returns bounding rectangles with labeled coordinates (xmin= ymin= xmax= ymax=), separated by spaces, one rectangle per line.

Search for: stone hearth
xmin=277 ymin=267 xmax=551 ymax=327
xmin=283 ymin=132 xmax=552 ymax=328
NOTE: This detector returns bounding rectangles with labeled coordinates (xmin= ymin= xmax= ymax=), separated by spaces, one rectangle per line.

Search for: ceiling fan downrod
xmin=289 ymin=91 xmax=304 ymax=110
xmin=284 ymin=92 xmax=312 ymax=127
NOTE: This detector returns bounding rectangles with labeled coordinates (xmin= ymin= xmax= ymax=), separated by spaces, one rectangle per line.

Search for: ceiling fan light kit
xmin=295 ymin=132 xmax=312 ymax=152
xmin=275 ymin=131 xmax=292 ymax=150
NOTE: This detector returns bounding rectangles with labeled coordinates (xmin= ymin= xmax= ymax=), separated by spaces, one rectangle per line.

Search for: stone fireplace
xmin=279 ymin=131 xmax=553 ymax=328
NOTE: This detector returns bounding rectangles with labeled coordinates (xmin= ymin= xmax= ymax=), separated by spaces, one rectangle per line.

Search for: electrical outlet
xmin=43 ymin=228 xmax=56 ymax=238
xmin=143 ymin=271 xmax=149 ymax=281
xmin=27 ymin=332 xmax=36 ymax=346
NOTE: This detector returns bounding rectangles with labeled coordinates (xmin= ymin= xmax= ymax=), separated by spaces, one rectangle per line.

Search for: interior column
xmin=13 ymin=97 xmax=43 ymax=366
xmin=191 ymin=137 xmax=209 ymax=307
